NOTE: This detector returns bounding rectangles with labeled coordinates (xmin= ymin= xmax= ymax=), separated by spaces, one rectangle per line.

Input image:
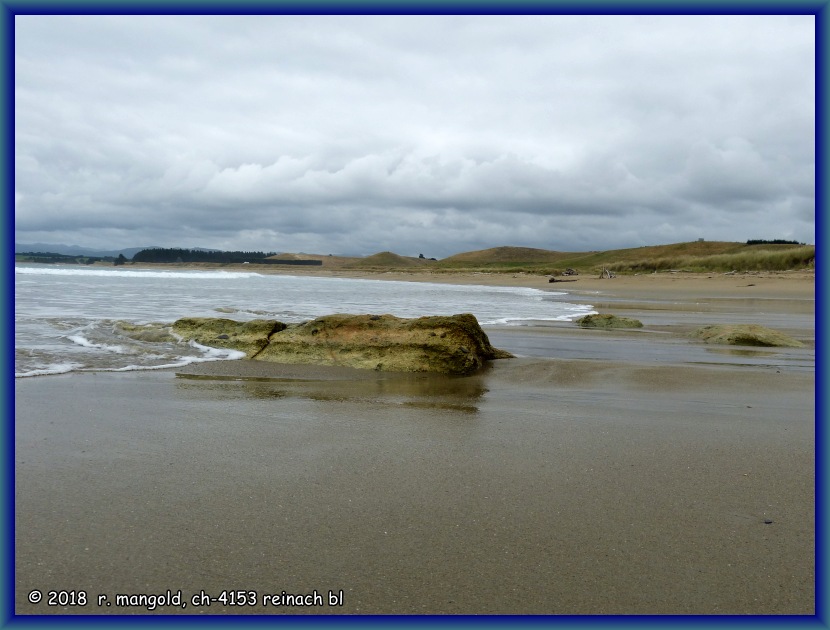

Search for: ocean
xmin=14 ymin=264 xmax=596 ymax=377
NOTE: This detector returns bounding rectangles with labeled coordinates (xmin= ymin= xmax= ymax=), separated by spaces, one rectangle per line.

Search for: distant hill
xmin=544 ymin=240 xmax=812 ymax=271
xmin=15 ymin=243 xmax=156 ymax=259
xmin=345 ymin=251 xmax=434 ymax=269
xmin=440 ymin=246 xmax=577 ymax=266
xmin=15 ymin=240 xmax=813 ymax=273
xmin=433 ymin=241 xmax=813 ymax=274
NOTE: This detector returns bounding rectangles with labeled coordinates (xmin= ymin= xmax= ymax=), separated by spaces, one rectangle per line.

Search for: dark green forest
xmin=131 ymin=248 xmax=277 ymax=263
xmin=15 ymin=252 xmax=114 ymax=264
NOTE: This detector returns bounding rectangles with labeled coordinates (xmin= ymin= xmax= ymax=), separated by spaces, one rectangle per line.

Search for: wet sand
xmin=14 ymin=272 xmax=815 ymax=615
xmin=122 ymin=260 xmax=815 ymax=301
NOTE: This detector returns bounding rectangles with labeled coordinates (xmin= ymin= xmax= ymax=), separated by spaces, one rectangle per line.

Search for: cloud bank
xmin=15 ymin=15 xmax=814 ymax=257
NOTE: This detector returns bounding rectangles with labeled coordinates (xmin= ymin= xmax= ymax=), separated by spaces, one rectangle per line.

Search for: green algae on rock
xmin=690 ymin=324 xmax=804 ymax=348
xmin=115 ymin=321 xmax=178 ymax=343
xmin=170 ymin=313 xmax=512 ymax=375
xmin=258 ymin=313 xmax=512 ymax=375
xmin=575 ymin=313 xmax=644 ymax=329
xmin=172 ymin=317 xmax=286 ymax=358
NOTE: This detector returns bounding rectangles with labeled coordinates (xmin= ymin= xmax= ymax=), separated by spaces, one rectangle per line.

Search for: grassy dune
xmin=604 ymin=245 xmax=815 ymax=274
xmin=440 ymin=246 xmax=579 ymax=266
xmin=343 ymin=251 xmax=434 ymax=270
xmin=239 ymin=241 xmax=814 ymax=275
xmin=432 ymin=241 xmax=814 ymax=275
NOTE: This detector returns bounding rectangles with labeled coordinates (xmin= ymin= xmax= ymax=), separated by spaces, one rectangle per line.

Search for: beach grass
xmin=604 ymin=245 xmax=815 ymax=274
xmin=356 ymin=241 xmax=815 ymax=276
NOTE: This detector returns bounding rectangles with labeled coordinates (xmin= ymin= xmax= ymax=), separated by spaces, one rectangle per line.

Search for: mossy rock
xmin=258 ymin=313 xmax=513 ymax=375
xmin=170 ymin=313 xmax=512 ymax=375
xmin=575 ymin=313 xmax=644 ymax=329
xmin=116 ymin=321 xmax=178 ymax=343
xmin=172 ymin=317 xmax=286 ymax=357
xmin=690 ymin=324 xmax=804 ymax=348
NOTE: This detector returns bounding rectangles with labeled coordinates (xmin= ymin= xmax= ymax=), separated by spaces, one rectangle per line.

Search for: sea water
xmin=14 ymin=264 xmax=595 ymax=377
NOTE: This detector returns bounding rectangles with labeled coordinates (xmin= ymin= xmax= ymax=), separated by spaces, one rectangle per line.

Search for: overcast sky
xmin=14 ymin=14 xmax=814 ymax=257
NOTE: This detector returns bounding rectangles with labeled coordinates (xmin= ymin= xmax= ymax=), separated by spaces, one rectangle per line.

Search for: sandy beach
xmin=14 ymin=269 xmax=815 ymax=615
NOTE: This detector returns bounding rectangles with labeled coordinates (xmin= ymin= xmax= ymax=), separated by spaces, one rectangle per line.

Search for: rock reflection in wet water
xmin=174 ymin=365 xmax=489 ymax=414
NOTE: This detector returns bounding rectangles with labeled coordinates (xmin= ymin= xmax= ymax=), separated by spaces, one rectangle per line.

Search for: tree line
xmin=745 ymin=239 xmax=803 ymax=245
xmin=16 ymin=252 xmax=115 ymax=264
xmin=131 ymin=248 xmax=277 ymax=263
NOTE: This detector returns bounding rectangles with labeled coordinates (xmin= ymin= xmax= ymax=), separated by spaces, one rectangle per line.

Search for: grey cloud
xmin=14 ymin=15 xmax=814 ymax=256
xmin=676 ymin=138 xmax=789 ymax=206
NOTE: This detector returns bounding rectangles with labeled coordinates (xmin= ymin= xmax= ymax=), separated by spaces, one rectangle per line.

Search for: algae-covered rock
xmin=690 ymin=324 xmax=804 ymax=348
xmin=116 ymin=321 xmax=178 ymax=343
xmin=257 ymin=313 xmax=513 ymax=375
xmin=172 ymin=318 xmax=286 ymax=358
xmin=575 ymin=313 xmax=644 ymax=329
xmin=169 ymin=313 xmax=512 ymax=375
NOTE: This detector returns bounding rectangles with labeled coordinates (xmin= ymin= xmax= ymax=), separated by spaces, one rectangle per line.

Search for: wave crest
xmin=15 ymin=266 xmax=263 ymax=280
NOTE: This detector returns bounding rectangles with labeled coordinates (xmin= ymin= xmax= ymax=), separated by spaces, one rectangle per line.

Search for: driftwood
xmin=549 ymin=277 xmax=578 ymax=283
xmin=598 ymin=268 xmax=616 ymax=279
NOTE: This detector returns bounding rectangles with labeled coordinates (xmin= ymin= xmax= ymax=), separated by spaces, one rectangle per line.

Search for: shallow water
xmin=15 ymin=264 xmax=595 ymax=377
xmin=487 ymin=328 xmax=816 ymax=373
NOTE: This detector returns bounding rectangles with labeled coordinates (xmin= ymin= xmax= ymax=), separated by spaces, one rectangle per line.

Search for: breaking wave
xmin=15 ymin=266 xmax=264 ymax=280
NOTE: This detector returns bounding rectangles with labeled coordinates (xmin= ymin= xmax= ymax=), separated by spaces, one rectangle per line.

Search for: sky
xmin=14 ymin=14 xmax=815 ymax=258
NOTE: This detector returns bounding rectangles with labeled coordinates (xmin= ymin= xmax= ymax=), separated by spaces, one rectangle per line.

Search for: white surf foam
xmin=66 ymin=334 xmax=128 ymax=354
xmin=16 ymin=266 xmax=264 ymax=280
xmin=15 ymin=362 xmax=84 ymax=378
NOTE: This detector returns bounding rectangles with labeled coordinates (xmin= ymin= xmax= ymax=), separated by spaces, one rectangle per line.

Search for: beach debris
xmin=172 ymin=313 xmax=513 ymax=375
xmin=598 ymin=268 xmax=616 ymax=279
xmin=690 ymin=324 xmax=804 ymax=348
xmin=575 ymin=313 xmax=644 ymax=329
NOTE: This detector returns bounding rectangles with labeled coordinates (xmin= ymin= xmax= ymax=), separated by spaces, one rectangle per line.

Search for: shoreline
xmin=16 ymin=260 xmax=816 ymax=306
xmin=17 ymin=260 xmax=816 ymax=332
xmin=19 ymin=259 xmax=815 ymax=295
